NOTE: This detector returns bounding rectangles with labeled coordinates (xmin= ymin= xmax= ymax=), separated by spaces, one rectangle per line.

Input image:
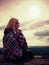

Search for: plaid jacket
xmin=3 ymin=29 xmax=27 ymax=59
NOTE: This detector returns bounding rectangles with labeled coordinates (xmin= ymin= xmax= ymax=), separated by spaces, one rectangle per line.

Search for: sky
xmin=0 ymin=0 xmax=49 ymax=47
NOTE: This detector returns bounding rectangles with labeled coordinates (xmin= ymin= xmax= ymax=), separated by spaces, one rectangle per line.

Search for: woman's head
xmin=6 ymin=18 xmax=19 ymax=30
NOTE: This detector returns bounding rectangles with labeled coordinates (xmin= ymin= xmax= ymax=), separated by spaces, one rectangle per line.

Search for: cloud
xmin=20 ymin=20 xmax=49 ymax=31
xmin=34 ymin=30 xmax=49 ymax=41
xmin=29 ymin=20 xmax=49 ymax=30
xmin=34 ymin=30 xmax=49 ymax=37
xmin=34 ymin=30 xmax=49 ymax=43
xmin=0 ymin=25 xmax=5 ymax=30
xmin=46 ymin=37 xmax=49 ymax=42
xmin=0 ymin=39 xmax=2 ymax=42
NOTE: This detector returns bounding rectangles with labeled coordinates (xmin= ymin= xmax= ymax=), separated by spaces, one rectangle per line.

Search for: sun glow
xmin=29 ymin=5 xmax=41 ymax=19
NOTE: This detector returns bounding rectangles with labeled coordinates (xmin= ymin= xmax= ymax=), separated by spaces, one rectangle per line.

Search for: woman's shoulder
xmin=4 ymin=28 xmax=12 ymax=35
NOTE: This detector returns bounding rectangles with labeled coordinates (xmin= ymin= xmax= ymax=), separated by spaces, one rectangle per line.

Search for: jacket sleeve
xmin=17 ymin=30 xmax=28 ymax=52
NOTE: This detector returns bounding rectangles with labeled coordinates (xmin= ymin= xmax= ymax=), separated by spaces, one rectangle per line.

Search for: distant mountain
xmin=29 ymin=46 xmax=49 ymax=55
xmin=0 ymin=46 xmax=49 ymax=56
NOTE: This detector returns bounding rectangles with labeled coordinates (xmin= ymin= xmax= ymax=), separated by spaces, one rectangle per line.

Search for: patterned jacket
xmin=3 ymin=29 xmax=27 ymax=59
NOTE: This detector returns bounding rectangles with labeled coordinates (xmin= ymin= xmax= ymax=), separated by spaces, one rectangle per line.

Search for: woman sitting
xmin=3 ymin=18 xmax=34 ymax=65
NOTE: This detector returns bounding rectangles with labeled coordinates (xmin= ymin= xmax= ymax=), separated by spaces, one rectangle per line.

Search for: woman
xmin=3 ymin=18 xmax=34 ymax=64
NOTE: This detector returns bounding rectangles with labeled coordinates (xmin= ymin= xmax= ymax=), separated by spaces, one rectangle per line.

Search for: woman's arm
xmin=17 ymin=29 xmax=28 ymax=52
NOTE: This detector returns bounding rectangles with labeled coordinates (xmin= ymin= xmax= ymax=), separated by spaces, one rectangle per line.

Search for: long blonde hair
xmin=6 ymin=18 xmax=19 ymax=30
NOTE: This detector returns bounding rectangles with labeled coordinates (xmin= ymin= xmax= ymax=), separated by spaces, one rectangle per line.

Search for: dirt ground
xmin=0 ymin=59 xmax=49 ymax=65
xmin=0 ymin=55 xmax=49 ymax=65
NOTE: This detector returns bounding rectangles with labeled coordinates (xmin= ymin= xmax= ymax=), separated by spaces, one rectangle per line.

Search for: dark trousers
xmin=21 ymin=50 xmax=34 ymax=62
xmin=4 ymin=50 xmax=34 ymax=63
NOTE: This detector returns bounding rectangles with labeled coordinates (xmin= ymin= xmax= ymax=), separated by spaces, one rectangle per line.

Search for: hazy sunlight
xmin=28 ymin=5 xmax=41 ymax=19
